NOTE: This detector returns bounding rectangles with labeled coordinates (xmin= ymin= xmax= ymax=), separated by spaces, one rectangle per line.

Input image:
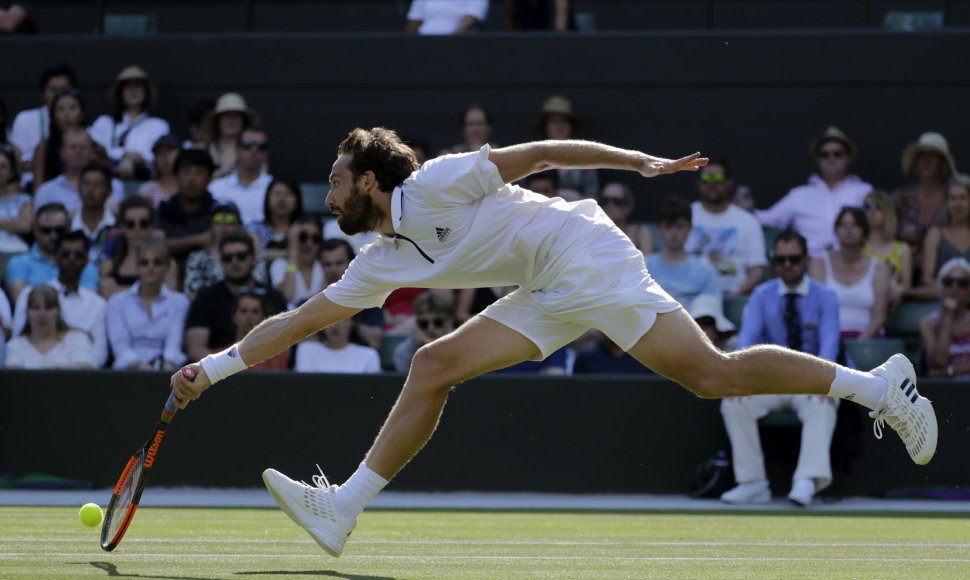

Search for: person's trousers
xmin=720 ymin=394 xmax=839 ymax=491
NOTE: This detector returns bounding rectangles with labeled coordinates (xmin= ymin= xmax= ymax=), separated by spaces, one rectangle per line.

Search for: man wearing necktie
xmin=720 ymin=229 xmax=841 ymax=507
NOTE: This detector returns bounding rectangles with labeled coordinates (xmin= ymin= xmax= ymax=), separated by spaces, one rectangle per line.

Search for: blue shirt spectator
xmin=645 ymin=253 xmax=721 ymax=306
xmin=107 ymin=281 xmax=190 ymax=370
xmin=6 ymin=242 xmax=99 ymax=291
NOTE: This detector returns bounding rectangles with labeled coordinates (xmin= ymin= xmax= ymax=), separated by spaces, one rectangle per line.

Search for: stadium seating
xmin=722 ymin=295 xmax=749 ymax=329
xmin=300 ymin=182 xmax=330 ymax=217
xmin=379 ymin=334 xmax=409 ymax=371
xmin=843 ymin=338 xmax=906 ymax=372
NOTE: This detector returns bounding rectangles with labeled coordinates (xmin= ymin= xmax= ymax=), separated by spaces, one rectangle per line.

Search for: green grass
xmin=3 ymin=507 xmax=970 ymax=579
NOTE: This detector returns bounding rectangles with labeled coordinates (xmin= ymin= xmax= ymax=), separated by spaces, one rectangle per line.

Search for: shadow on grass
xmin=236 ymin=572 xmax=396 ymax=579
xmin=79 ymin=561 xmax=217 ymax=580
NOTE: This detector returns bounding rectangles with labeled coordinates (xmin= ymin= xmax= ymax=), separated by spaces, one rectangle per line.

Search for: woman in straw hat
xmin=90 ymin=65 xmax=170 ymax=180
xmin=534 ymin=95 xmax=599 ymax=198
xmin=891 ymin=132 xmax=956 ymax=275
xmin=205 ymin=92 xmax=260 ymax=179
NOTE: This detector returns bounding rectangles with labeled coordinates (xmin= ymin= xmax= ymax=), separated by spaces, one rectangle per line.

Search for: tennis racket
xmin=100 ymin=367 xmax=195 ymax=551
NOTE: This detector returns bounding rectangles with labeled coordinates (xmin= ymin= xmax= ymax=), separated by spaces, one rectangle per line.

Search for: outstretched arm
xmin=170 ymin=293 xmax=360 ymax=406
xmin=488 ymin=139 xmax=707 ymax=184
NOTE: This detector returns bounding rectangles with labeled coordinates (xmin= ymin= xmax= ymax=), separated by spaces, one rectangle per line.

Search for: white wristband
xmin=199 ymin=344 xmax=248 ymax=384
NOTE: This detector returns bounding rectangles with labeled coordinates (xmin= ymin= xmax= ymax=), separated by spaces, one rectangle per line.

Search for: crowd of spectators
xmin=0 ymin=60 xmax=965 ymax=388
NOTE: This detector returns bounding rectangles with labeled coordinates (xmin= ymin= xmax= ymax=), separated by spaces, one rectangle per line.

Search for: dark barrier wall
xmin=0 ymin=370 xmax=964 ymax=496
xmin=4 ymin=30 xmax=969 ymax=220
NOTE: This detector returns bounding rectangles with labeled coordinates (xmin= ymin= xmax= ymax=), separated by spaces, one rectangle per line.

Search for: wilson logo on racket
xmin=144 ymin=430 xmax=166 ymax=467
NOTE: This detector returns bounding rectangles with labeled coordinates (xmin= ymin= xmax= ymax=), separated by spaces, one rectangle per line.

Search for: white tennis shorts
xmin=479 ymin=226 xmax=682 ymax=359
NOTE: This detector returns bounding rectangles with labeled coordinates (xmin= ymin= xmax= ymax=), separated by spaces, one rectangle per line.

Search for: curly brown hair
xmin=337 ymin=127 xmax=419 ymax=193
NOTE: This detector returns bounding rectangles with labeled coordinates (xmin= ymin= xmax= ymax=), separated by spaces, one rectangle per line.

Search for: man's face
xmin=61 ymin=132 xmax=94 ymax=171
xmin=56 ymin=239 xmax=88 ymax=281
xmin=220 ymin=242 xmax=255 ymax=284
xmin=35 ymin=210 xmax=68 ymax=253
xmin=527 ymin=177 xmax=557 ymax=198
xmin=237 ymin=129 xmax=269 ymax=172
xmin=815 ymin=141 xmax=851 ymax=180
xmin=598 ymin=184 xmax=631 ymax=222
xmin=79 ymin=170 xmax=111 ymax=210
xmin=696 ymin=163 xmax=733 ymax=204
xmin=43 ymin=74 xmax=74 ymax=105
xmin=176 ymin=164 xmax=212 ymax=200
xmin=658 ymin=218 xmax=692 ymax=252
xmin=321 ymin=247 xmax=351 ymax=285
xmin=462 ymin=108 xmax=491 ymax=147
xmin=415 ymin=311 xmax=453 ymax=345
xmin=772 ymin=239 xmax=808 ymax=287
xmin=327 ymin=155 xmax=383 ymax=235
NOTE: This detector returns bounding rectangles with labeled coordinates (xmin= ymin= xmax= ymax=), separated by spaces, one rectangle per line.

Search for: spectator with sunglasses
xmin=686 ymin=158 xmax=765 ymax=295
xmin=392 ymin=291 xmax=456 ymax=373
xmin=99 ymin=196 xmax=176 ymax=299
xmin=106 ymin=240 xmax=189 ymax=370
xmin=271 ymin=217 xmax=325 ymax=308
xmin=183 ymin=201 xmax=268 ymax=298
xmin=756 ymin=127 xmax=872 ymax=257
xmin=184 ymin=230 xmax=285 ymax=361
xmin=597 ymin=182 xmax=653 ymax=254
xmin=0 ymin=143 xmax=31 ymax=253
xmin=719 ymin=229 xmax=840 ymax=506
xmin=11 ymin=230 xmax=108 ymax=368
xmin=920 ymin=257 xmax=970 ymax=379
xmin=209 ymin=128 xmax=273 ymax=226
xmin=5 ymin=203 xmax=98 ymax=303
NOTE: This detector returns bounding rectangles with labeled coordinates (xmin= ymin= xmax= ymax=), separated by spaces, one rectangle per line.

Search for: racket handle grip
xmin=163 ymin=367 xmax=196 ymax=421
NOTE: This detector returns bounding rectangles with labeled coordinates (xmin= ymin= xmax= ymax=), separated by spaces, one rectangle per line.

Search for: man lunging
xmin=171 ymin=128 xmax=937 ymax=557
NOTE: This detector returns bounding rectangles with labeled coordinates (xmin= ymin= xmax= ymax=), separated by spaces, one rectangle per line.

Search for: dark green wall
xmin=0 ymin=370 xmax=964 ymax=496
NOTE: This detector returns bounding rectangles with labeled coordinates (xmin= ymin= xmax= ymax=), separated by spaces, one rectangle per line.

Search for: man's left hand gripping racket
xmin=100 ymin=367 xmax=195 ymax=551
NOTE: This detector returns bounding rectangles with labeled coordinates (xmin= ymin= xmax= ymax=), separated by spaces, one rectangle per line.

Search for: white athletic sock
xmin=334 ymin=463 xmax=388 ymax=519
xmin=827 ymin=366 xmax=888 ymax=410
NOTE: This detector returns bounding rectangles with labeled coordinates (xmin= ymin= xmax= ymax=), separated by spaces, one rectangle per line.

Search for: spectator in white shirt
xmin=271 ymin=216 xmax=325 ymax=308
xmin=90 ymin=65 xmax=170 ymax=180
xmin=756 ymin=127 xmax=872 ymax=257
xmin=11 ymin=232 xmax=107 ymax=367
xmin=5 ymin=284 xmax=95 ymax=369
xmin=106 ymin=240 xmax=189 ymax=370
xmin=8 ymin=64 xmax=76 ymax=180
xmin=209 ymin=128 xmax=272 ymax=225
xmin=406 ymin=0 xmax=488 ymax=34
xmin=295 ymin=317 xmax=381 ymax=374
xmin=204 ymin=93 xmax=260 ymax=179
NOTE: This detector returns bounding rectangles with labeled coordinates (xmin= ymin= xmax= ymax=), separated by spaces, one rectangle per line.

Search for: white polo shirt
xmin=209 ymin=171 xmax=273 ymax=225
xmin=323 ymin=145 xmax=614 ymax=310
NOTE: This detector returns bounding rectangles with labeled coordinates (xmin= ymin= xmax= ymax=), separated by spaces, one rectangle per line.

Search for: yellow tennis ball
xmin=79 ymin=503 xmax=103 ymax=528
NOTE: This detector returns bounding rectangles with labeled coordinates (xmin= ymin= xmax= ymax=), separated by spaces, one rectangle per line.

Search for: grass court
xmin=3 ymin=506 xmax=970 ymax=579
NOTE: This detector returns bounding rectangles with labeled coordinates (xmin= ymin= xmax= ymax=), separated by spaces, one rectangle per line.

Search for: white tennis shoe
xmin=869 ymin=354 xmax=938 ymax=465
xmin=262 ymin=467 xmax=357 ymax=557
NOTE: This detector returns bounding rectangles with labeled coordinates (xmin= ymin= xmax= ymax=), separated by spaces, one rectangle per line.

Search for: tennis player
xmin=171 ymin=127 xmax=937 ymax=557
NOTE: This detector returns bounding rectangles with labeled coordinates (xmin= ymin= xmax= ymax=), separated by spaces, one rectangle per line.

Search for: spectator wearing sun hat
xmin=689 ymin=294 xmax=737 ymax=351
xmin=90 ymin=65 xmax=170 ymax=180
xmin=533 ymin=95 xmax=598 ymax=198
xmin=205 ymin=92 xmax=260 ymax=179
xmin=892 ymin=132 xmax=958 ymax=273
xmin=756 ymin=127 xmax=872 ymax=257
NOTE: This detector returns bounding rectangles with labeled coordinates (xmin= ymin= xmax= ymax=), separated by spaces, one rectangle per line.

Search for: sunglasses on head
xmin=599 ymin=197 xmax=628 ymax=207
xmin=942 ymin=276 xmax=970 ymax=289
xmin=299 ymin=232 xmax=322 ymax=244
xmin=57 ymin=249 xmax=87 ymax=261
xmin=772 ymin=254 xmax=805 ymax=266
xmin=818 ymin=149 xmax=846 ymax=159
xmin=125 ymin=218 xmax=152 ymax=229
xmin=138 ymin=258 xmax=166 ymax=267
xmin=212 ymin=213 xmax=240 ymax=225
xmin=699 ymin=172 xmax=726 ymax=183
xmin=239 ymin=140 xmax=269 ymax=151
xmin=416 ymin=317 xmax=448 ymax=330
xmin=39 ymin=225 xmax=67 ymax=236
xmin=220 ymin=251 xmax=251 ymax=263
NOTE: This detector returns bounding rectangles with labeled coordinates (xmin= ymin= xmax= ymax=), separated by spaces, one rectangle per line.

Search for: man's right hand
xmin=170 ymin=363 xmax=212 ymax=409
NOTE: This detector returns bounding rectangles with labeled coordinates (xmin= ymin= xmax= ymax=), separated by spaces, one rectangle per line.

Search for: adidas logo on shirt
xmin=435 ymin=227 xmax=452 ymax=243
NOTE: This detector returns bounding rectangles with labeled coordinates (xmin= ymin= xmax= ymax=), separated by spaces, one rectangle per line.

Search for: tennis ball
xmin=79 ymin=503 xmax=103 ymax=528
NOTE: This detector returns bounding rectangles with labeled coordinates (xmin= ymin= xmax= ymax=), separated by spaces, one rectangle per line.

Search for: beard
xmin=336 ymin=184 xmax=383 ymax=235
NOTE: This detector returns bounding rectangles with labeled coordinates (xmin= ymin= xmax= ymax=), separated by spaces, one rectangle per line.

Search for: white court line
xmin=4 ymin=538 xmax=970 ymax=548
xmin=3 ymin=553 xmax=970 ymax=563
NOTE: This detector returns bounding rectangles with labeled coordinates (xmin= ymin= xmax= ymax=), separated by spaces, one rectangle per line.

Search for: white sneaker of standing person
xmin=262 ymin=467 xmax=357 ymax=557
xmin=869 ymin=354 xmax=938 ymax=465
xmin=720 ymin=479 xmax=771 ymax=504
xmin=787 ymin=478 xmax=815 ymax=507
